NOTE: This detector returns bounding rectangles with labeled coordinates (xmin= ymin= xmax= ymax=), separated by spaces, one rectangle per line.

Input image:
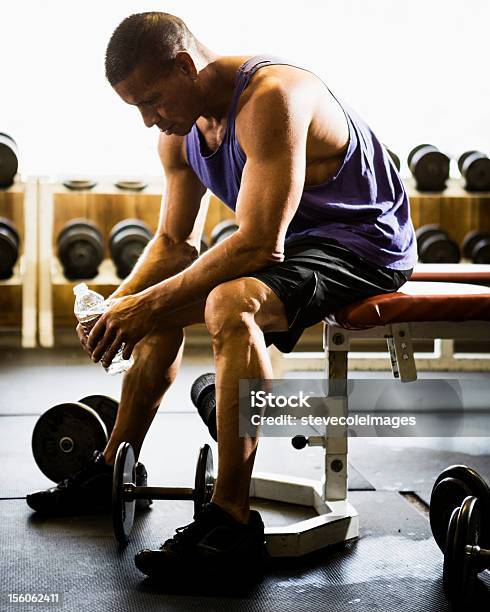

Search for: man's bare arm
xmin=138 ymin=80 xmax=313 ymax=315
xmin=109 ymin=134 xmax=207 ymax=299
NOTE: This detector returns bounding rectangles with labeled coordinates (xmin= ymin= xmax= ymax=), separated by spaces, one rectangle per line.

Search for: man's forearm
xmin=109 ymin=235 xmax=199 ymax=299
xmin=139 ymin=234 xmax=278 ymax=315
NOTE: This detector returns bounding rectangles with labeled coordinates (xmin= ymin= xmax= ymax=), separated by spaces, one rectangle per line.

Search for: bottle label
xmin=80 ymin=314 xmax=101 ymax=337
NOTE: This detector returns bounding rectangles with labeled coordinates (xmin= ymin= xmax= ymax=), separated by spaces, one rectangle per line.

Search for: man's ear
xmin=175 ymin=52 xmax=197 ymax=78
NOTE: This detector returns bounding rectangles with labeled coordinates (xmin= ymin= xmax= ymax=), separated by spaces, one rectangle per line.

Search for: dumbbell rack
xmin=0 ymin=178 xmax=37 ymax=347
xmin=37 ymin=177 xmax=164 ymax=347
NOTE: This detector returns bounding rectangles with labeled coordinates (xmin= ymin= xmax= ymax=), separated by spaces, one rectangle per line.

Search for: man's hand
xmin=86 ymin=294 xmax=154 ymax=368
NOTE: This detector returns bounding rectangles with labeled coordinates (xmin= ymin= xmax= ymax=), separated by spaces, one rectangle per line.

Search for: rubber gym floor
xmin=1 ymin=346 xmax=489 ymax=612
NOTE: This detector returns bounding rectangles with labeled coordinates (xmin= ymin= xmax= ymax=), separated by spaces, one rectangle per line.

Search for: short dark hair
xmin=105 ymin=12 xmax=194 ymax=86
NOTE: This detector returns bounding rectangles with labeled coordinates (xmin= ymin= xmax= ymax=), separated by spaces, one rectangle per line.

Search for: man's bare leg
xmin=102 ymin=300 xmax=206 ymax=465
xmin=204 ymin=277 xmax=289 ymax=524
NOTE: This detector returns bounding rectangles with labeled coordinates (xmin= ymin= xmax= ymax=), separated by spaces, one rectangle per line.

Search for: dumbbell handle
xmin=123 ymin=483 xmax=194 ymax=501
xmin=466 ymin=545 xmax=490 ymax=570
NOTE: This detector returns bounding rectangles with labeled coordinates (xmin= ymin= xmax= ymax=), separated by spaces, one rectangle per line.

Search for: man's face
xmin=113 ymin=55 xmax=201 ymax=136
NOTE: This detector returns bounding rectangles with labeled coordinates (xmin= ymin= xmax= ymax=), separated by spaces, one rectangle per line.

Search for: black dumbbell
xmin=443 ymin=496 xmax=490 ymax=606
xmin=462 ymin=230 xmax=490 ymax=264
xmin=32 ymin=395 xmax=118 ymax=483
xmin=112 ymin=441 xmax=215 ymax=544
xmin=429 ymin=464 xmax=490 ymax=552
xmin=108 ymin=219 xmax=153 ymax=279
xmin=191 ymin=373 xmax=217 ymax=441
xmin=408 ymin=144 xmax=450 ymax=192
xmin=0 ymin=133 xmax=18 ymax=188
xmin=458 ymin=151 xmax=490 ymax=192
xmin=384 ymin=146 xmax=401 ymax=172
xmin=57 ymin=219 xmax=104 ymax=280
xmin=0 ymin=217 xmax=20 ymax=279
xmin=210 ymin=220 xmax=239 ymax=246
xmin=415 ymin=224 xmax=461 ymax=263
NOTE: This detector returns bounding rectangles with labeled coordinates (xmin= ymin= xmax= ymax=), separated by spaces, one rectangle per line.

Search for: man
xmin=27 ymin=12 xmax=416 ymax=582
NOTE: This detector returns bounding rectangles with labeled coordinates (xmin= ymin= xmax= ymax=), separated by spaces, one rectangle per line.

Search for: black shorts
xmin=248 ymin=236 xmax=412 ymax=353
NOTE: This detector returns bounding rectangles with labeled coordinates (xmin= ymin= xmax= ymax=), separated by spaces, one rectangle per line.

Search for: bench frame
xmin=256 ymin=318 xmax=490 ymax=557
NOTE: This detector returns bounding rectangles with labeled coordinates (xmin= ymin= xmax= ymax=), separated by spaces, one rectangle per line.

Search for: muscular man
xmin=27 ymin=12 xmax=416 ymax=581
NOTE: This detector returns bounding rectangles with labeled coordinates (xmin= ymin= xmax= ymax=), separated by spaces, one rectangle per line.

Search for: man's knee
xmin=204 ymin=279 xmax=260 ymax=341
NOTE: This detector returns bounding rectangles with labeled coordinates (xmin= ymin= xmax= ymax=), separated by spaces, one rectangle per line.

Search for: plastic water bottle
xmin=73 ymin=283 xmax=133 ymax=375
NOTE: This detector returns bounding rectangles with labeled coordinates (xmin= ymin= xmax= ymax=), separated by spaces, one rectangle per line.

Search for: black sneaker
xmin=134 ymin=503 xmax=269 ymax=584
xmin=26 ymin=451 xmax=151 ymax=515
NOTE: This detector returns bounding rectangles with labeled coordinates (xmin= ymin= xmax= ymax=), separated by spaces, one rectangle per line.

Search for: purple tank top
xmin=185 ymin=56 xmax=417 ymax=270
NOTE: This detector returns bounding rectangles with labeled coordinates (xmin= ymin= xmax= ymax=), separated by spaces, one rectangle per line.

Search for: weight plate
xmin=32 ymin=402 xmax=108 ymax=483
xmin=194 ymin=444 xmax=214 ymax=516
xmin=0 ymin=133 xmax=19 ymax=188
xmin=462 ymin=230 xmax=490 ymax=262
xmin=407 ymin=144 xmax=434 ymax=170
xmin=0 ymin=217 xmax=20 ymax=248
xmin=432 ymin=464 xmax=490 ymax=547
xmin=57 ymin=219 xmax=103 ymax=245
xmin=0 ymin=217 xmax=20 ymax=279
xmin=413 ymin=150 xmax=450 ymax=191
xmin=443 ymin=506 xmax=459 ymax=597
xmin=79 ymin=395 xmax=119 ymax=438
xmin=190 ymin=374 xmax=218 ymax=442
xmin=463 ymin=230 xmax=484 ymax=260
xmin=443 ymin=497 xmax=480 ymax=605
xmin=430 ymin=476 xmax=473 ymax=551
xmin=464 ymin=156 xmax=490 ymax=192
xmin=62 ymin=179 xmax=97 ymax=191
xmin=114 ymin=180 xmax=148 ymax=191
xmin=415 ymin=224 xmax=444 ymax=246
xmin=471 ymin=238 xmax=490 ymax=264
xmin=458 ymin=150 xmax=481 ymax=174
xmin=209 ymin=220 xmax=239 ymax=246
xmin=108 ymin=219 xmax=152 ymax=250
xmin=57 ymin=219 xmax=104 ymax=279
xmin=112 ymin=441 xmax=136 ymax=545
xmin=190 ymin=372 xmax=216 ymax=407
xmin=420 ymin=235 xmax=460 ymax=263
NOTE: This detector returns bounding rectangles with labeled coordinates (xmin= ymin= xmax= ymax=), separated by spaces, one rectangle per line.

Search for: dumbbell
xmin=443 ymin=495 xmax=490 ymax=606
xmin=458 ymin=151 xmax=490 ymax=192
xmin=408 ymin=144 xmax=450 ymax=192
xmin=108 ymin=219 xmax=153 ymax=279
xmin=429 ymin=464 xmax=490 ymax=552
xmin=462 ymin=230 xmax=490 ymax=264
xmin=191 ymin=372 xmax=217 ymax=441
xmin=32 ymin=395 xmax=118 ymax=483
xmin=112 ymin=441 xmax=215 ymax=544
xmin=415 ymin=224 xmax=460 ymax=263
xmin=0 ymin=217 xmax=20 ymax=279
xmin=0 ymin=133 xmax=19 ymax=188
xmin=210 ymin=220 xmax=239 ymax=246
xmin=57 ymin=219 xmax=104 ymax=280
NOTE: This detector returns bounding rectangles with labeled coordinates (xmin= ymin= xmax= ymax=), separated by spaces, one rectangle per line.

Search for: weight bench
xmin=254 ymin=281 xmax=490 ymax=557
xmin=270 ymin=264 xmax=490 ymax=375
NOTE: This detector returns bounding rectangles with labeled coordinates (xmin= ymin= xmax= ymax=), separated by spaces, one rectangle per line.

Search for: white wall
xmin=1 ymin=0 xmax=488 ymax=178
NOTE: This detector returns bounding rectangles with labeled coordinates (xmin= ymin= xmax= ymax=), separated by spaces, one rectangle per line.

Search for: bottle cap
xmin=73 ymin=283 xmax=88 ymax=296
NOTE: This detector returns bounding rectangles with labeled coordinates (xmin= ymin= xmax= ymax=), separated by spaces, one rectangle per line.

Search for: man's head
xmin=105 ymin=12 xmax=208 ymax=135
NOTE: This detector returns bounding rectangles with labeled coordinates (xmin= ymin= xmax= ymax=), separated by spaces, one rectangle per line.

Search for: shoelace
xmin=160 ymin=513 xmax=215 ymax=549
